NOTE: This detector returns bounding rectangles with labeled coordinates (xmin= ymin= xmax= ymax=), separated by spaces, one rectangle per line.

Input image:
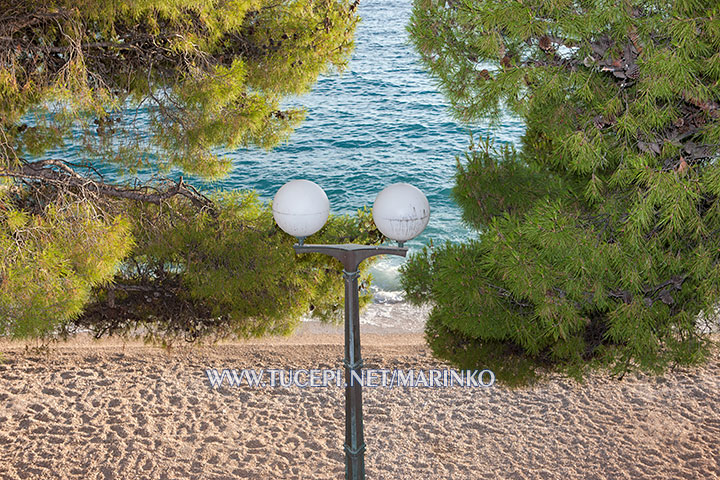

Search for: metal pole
xmin=292 ymin=244 xmax=407 ymax=480
xmin=343 ymin=269 xmax=365 ymax=480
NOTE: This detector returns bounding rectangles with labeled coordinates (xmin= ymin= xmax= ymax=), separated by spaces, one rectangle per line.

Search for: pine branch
xmin=0 ymin=159 xmax=214 ymax=211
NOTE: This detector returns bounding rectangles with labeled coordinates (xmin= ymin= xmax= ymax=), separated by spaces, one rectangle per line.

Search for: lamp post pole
xmin=273 ymin=180 xmax=429 ymax=479
xmin=292 ymin=244 xmax=408 ymax=480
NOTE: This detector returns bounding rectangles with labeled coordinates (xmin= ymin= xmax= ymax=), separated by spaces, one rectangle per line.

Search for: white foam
xmin=368 ymin=255 xmax=405 ymax=292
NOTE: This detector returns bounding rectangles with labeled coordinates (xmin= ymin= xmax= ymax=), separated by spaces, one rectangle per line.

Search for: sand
xmin=0 ymin=322 xmax=719 ymax=480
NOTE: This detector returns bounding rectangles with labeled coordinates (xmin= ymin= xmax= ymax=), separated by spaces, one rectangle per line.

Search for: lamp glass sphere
xmin=372 ymin=183 xmax=430 ymax=244
xmin=273 ymin=180 xmax=329 ymax=240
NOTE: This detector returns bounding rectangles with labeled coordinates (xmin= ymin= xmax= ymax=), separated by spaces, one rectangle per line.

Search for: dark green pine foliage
xmin=0 ymin=0 xmax=368 ymax=341
xmin=404 ymin=0 xmax=720 ymax=383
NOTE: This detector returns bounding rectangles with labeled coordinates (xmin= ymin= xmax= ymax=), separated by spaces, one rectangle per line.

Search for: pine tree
xmin=404 ymin=0 xmax=720 ymax=383
xmin=0 ymin=0 xmax=368 ymax=340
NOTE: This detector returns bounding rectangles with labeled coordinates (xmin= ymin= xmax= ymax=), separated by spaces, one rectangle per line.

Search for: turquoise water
xmin=212 ymin=0 xmax=525 ymax=297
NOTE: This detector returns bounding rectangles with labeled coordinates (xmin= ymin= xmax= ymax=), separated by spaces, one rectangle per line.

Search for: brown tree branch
xmin=0 ymin=159 xmax=214 ymax=211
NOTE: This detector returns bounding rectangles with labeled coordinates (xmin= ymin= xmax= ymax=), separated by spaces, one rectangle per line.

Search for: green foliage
xmin=453 ymin=137 xmax=571 ymax=229
xmin=0 ymin=189 xmax=132 ymax=338
xmin=0 ymin=0 xmax=359 ymax=174
xmin=0 ymin=0 xmax=362 ymax=340
xmin=406 ymin=0 xmax=720 ymax=383
xmin=73 ymin=193 xmax=382 ymax=344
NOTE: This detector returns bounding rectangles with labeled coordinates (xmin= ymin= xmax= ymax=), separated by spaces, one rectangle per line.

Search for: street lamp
xmin=272 ymin=179 xmax=330 ymax=245
xmin=372 ymin=183 xmax=431 ymax=248
xmin=273 ymin=180 xmax=429 ymax=480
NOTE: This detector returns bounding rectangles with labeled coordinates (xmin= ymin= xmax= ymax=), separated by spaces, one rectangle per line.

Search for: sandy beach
xmin=1 ymin=319 xmax=719 ymax=480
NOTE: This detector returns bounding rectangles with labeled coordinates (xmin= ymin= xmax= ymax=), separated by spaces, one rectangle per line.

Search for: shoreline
xmin=0 ymin=319 xmax=428 ymax=353
xmin=0 ymin=298 xmax=432 ymax=353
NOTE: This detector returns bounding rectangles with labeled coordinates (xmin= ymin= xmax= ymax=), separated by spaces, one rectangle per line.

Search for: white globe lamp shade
xmin=372 ymin=183 xmax=430 ymax=245
xmin=273 ymin=180 xmax=330 ymax=242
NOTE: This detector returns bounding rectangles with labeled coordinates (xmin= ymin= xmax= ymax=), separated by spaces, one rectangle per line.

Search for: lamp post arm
xmin=292 ymin=243 xmax=408 ymax=272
